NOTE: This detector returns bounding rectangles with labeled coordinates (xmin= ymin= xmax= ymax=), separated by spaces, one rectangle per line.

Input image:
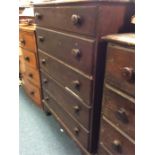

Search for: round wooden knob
xmin=72 ymin=48 xmax=81 ymax=58
xmin=72 ymin=80 xmax=80 ymax=90
xmin=116 ymin=108 xmax=129 ymax=124
xmin=24 ymin=56 xmax=30 ymax=61
xmin=28 ymin=73 xmax=33 ymax=78
xmin=38 ymin=36 xmax=44 ymax=42
xmin=112 ymin=140 xmax=122 ymax=153
xmin=41 ymin=59 xmax=46 ymax=64
xmin=45 ymin=96 xmax=49 ymax=101
xmin=30 ymin=91 xmax=35 ymax=96
xmin=43 ymin=78 xmax=48 ymax=84
xmin=35 ymin=12 xmax=42 ymax=19
xmin=74 ymin=127 xmax=80 ymax=136
xmin=71 ymin=14 xmax=81 ymax=25
xmin=121 ymin=67 xmax=134 ymax=83
xmin=73 ymin=105 xmax=80 ymax=113
xmin=20 ymin=39 xmax=25 ymax=45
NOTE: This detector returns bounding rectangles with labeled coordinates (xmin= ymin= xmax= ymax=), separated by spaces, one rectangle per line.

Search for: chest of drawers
xmin=34 ymin=1 xmax=134 ymax=154
xmin=98 ymin=33 xmax=135 ymax=155
xmin=19 ymin=25 xmax=42 ymax=107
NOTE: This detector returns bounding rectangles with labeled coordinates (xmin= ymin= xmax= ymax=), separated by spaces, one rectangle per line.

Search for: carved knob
xmin=74 ymin=127 xmax=80 ymax=136
xmin=73 ymin=105 xmax=80 ymax=113
xmin=72 ymin=80 xmax=80 ymax=90
xmin=71 ymin=14 xmax=81 ymax=25
xmin=38 ymin=36 xmax=44 ymax=42
xmin=20 ymin=39 xmax=25 ymax=45
xmin=24 ymin=56 xmax=30 ymax=62
xmin=112 ymin=140 xmax=122 ymax=153
xmin=28 ymin=73 xmax=33 ymax=78
xmin=71 ymin=48 xmax=81 ymax=58
xmin=41 ymin=59 xmax=46 ymax=64
xmin=121 ymin=67 xmax=134 ymax=83
xmin=43 ymin=78 xmax=48 ymax=84
xmin=116 ymin=108 xmax=129 ymax=124
xmin=30 ymin=91 xmax=35 ymax=96
xmin=35 ymin=12 xmax=42 ymax=19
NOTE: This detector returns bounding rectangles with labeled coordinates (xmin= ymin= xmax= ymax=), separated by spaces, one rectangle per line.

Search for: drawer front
xmin=19 ymin=30 xmax=36 ymax=52
xmin=105 ymin=44 xmax=135 ymax=96
xmin=22 ymin=48 xmax=38 ymax=69
xmin=39 ymin=51 xmax=93 ymax=105
xmin=100 ymin=119 xmax=135 ymax=155
xmin=102 ymin=85 xmax=135 ymax=139
xmin=36 ymin=28 xmax=95 ymax=75
xmin=34 ymin=6 xmax=97 ymax=36
xmin=41 ymin=71 xmax=91 ymax=130
xmin=22 ymin=77 xmax=41 ymax=106
xmin=43 ymin=91 xmax=89 ymax=149
xmin=24 ymin=66 xmax=40 ymax=87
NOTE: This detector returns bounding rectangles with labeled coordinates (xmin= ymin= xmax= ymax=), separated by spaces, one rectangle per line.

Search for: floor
xmin=19 ymin=87 xmax=82 ymax=155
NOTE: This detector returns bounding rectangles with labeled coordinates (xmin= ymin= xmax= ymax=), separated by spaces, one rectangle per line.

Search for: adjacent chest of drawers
xmin=98 ymin=33 xmax=135 ymax=155
xmin=19 ymin=25 xmax=42 ymax=107
xmin=34 ymin=1 xmax=134 ymax=154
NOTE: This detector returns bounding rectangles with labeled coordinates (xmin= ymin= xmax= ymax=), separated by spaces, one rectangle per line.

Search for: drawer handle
xmin=73 ymin=105 xmax=80 ymax=113
xmin=20 ymin=39 xmax=25 ymax=45
xmin=73 ymin=127 xmax=80 ymax=136
xmin=116 ymin=108 xmax=129 ymax=124
xmin=45 ymin=96 xmax=49 ymax=101
xmin=112 ymin=140 xmax=122 ymax=153
xmin=28 ymin=73 xmax=33 ymax=78
xmin=24 ymin=56 xmax=30 ymax=62
xmin=41 ymin=59 xmax=46 ymax=64
xmin=121 ymin=67 xmax=135 ymax=83
xmin=38 ymin=36 xmax=44 ymax=42
xmin=71 ymin=49 xmax=81 ymax=59
xmin=72 ymin=80 xmax=80 ymax=90
xmin=35 ymin=12 xmax=42 ymax=19
xmin=30 ymin=91 xmax=35 ymax=96
xmin=43 ymin=78 xmax=48 ymax=84
xmin=71 ymin=14 xmax=81 ymax=25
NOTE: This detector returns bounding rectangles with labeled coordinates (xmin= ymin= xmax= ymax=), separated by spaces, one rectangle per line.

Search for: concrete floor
xmin=19 ymin=87 xmax=82 ymax=155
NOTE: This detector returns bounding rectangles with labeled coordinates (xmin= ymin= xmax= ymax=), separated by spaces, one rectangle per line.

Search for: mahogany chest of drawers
xmin=98 ymin=33 xmax=135 ymax=155
xmin=19 ymin=25 xmax=42 ymax=107
xmin=34 ymin=1 xmax=134 ymax=154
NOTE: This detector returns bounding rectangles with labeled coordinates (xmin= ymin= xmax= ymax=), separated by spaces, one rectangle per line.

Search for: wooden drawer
xmin=24 ymin=66 xmax=40 ymax=87
xmin=19 ymin=30 xmax=36 ymax=52
xmin=34 ymin=6 xmax=97 ymax=36
xmin=39 ymin=51 xmax=93 ymax=105
xmin=102 ymin=84 xmax=135 ymax=139
xmin=41 ymin=71 xmax=91 ymax=130
xmin=22 ymin=76 xmax=41 ymax=106
xmin=36 ymin=28 xmax=95 ymax=75
xmin=22 ymin=48 xmax=38 ymax=69
xmin=105 ymin=43 xmax=135 ymax=96
xmin=100 ymin=118 xmax=135 ymax=155
xmin=43 ymin=92 xmax=89 ymax=149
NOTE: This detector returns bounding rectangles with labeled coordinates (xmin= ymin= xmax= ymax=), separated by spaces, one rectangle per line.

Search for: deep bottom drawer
xmin=100 ymin=118 xmax=135 ymax=155
xmin=42 ymin=90 xmax=89 ymax=150
xmin=22 ymin=76 xmax=42 ymax=107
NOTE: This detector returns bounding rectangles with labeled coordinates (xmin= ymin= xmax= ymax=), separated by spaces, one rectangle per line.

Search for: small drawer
xmin=102 ymin=85 xmax=135 ymax=139
xmin=19 ymin=30 xmax=36 ymax=52
xmin=105 ymin=43 xmax=135 ymax=96
xmin=24 ymin=66 xmax=40 ymax=87
xmin=34 ymin=6 xmax=97 ymax=36
xmin=22 ymin=48 xmax=38 ymax=69
xmin=42 ymin=92 xmax=89 ymax=150
xmin=22 ymin=77 xmax=42 ymax=107
xmin=39 ymin=51 xmax=93 ymax=105
xmin=36 ymin=28 xmax=95 ymax=75
xmin=41 ymin=71 xmax=91 ymax=130
xmin=100 ymin=118 xmax=135 ymax=155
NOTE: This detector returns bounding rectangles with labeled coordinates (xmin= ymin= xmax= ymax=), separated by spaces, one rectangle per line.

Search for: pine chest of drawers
xmin=34 ymin=1 xmax=134 ymax=154
xmin=19 ymin=25 xmax=42 ymax=107
xmin=98 ymin=33 xmax=135 ymax=155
